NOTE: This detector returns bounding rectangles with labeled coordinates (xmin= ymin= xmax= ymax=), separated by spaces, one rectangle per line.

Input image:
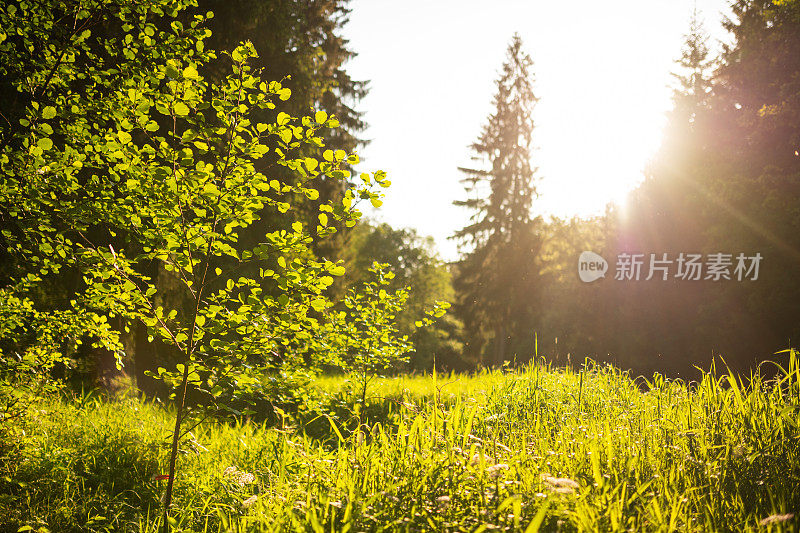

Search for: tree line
xmin=450 ymin=1 xmax=800 ymax=379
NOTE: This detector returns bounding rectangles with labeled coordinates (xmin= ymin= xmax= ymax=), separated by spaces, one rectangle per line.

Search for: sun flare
xmin=533 ymin=94 xmax=665 ymax=219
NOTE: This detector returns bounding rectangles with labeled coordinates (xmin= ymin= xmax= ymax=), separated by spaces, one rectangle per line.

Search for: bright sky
xmin=343 ymin=0 xmax=731 ymax=260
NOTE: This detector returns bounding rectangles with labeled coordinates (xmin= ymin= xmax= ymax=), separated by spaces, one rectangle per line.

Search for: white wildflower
xmin=237 ymin=472 xmax=255 ymax=486
xmin=470 ymin=452 xmax=495 ymax=466
xmin=486 ymin=463 xmax=509 ymax=478
xmin=759 ymin=513 xmax=794 ymax=526
xmin=223 ymin=465 xmax=255 ymax=486
xmin=542 ymin=475 xmax=579 ymax=494
xmin=242 ymin=495 xmax=258 ymax=508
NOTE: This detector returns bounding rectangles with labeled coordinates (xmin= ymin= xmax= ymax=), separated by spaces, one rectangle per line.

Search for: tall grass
xmin=2 ymin=353 xmax=799 ymax=532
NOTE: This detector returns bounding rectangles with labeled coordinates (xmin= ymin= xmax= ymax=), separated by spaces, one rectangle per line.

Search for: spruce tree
xmin=641 ymin=8 xmax=715 ymax=243
xmin=671 ymin=9 xmax=714 ymax=124
xmin=452 ymin=34 xmax=542 ymax=367
xmin=198 ymin=0 xmax=367 ymax=260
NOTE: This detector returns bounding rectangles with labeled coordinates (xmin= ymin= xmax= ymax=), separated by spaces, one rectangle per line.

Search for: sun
xmin=532 ymin=79 xmax=667 ymax=220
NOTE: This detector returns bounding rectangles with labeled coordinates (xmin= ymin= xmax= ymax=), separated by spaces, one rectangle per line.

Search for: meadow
xmin=2 ymin=355 xmax=799 ymax=532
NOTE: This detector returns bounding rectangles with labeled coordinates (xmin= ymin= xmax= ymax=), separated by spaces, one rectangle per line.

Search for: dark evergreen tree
xmin=638 ymin=8 xmax=715 ymax=254
xmin=672 ymin=9 xmax=714 ymax=124
xmin=200 ymin=0 xmax=366 ymax=149
xmin=199 ymin=0 xmax=367 ymax=260
xmin=703 ymin=0 xmax=800 ymax=365
xmin=452 ymin=34 xmax=542 ymax=367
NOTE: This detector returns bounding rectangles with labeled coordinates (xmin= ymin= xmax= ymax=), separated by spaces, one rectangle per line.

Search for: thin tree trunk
xmin=161 ymin=361 xmax=191 ymax=533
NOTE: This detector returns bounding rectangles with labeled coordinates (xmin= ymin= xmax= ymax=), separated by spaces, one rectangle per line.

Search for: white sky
xmin=342 ymin=0 xmax=731 ymax=260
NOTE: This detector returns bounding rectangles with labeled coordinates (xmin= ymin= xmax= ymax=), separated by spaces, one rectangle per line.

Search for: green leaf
xmin=203 ymin=182 xmax=219 ymax=195
xmin=182 ymin=65 xmax=199 ymax=79
xmin=174 ymin=102 xmax=190 ymax=116
xmin=37 ymin=138 xmax=53 ymax=151
xmin=165 ymin=62 xmax=180 ymax=78
xmin=42 ymin=106 xmax=56 ymax=120
xmin=309 ymin=298 xmax=326 ymax=312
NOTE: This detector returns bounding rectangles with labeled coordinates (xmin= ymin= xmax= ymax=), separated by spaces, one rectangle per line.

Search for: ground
xmin=2 ymin=359 xmax=799 ymax=532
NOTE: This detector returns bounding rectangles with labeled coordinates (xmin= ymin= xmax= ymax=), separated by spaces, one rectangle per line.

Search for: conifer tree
xmin=641 ymin=8 xmax=715 ymax=243
xmin=452 ymin=34 xmax=542 ymax=367
xmin=671 ymin=9 xmax=714 ymax=124
xmin=199 ymin=0 xmax=367 ymax=260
